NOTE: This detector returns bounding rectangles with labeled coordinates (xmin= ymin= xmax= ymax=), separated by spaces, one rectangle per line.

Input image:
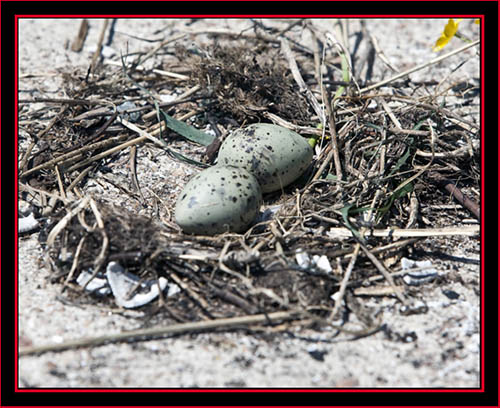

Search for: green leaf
xmin=160 ymin=110 xmax=215 ymax=146
xmin=118 ymin=54 xmax=210 ymax=167
xmin=413 ymin=119 xmax=428 ymax=131
xmin=365 ymin=123 xmax=383 ymax=131
xmin=388 ymin=147 xmax=411 ymax=177
xmin=334 ymin=86 xmax=345 ymax=101
xmin=333 ymin=54 xmax=350 ymax=101
xmin=388 ymin=137 xmax=414 ymax=177
xmin=376 ymin=182 xmax=414 ymax=222
xmin=340 ymin=203 xmax=364 ymax=242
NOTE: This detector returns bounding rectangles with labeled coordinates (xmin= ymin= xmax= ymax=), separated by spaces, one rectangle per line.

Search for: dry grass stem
xmin=280 ymin=37 xmax=325 ymax=124
xmin=360 ymin=40 xmax=479 ymax=93
xmin=70 ymin=19 xmax=89 ymax=52
xmin=19 ymin=310 xmax=303 ymax=356
xmin=90 ymin=19 xmax=110 ymax=74
xmin=104 ymin=59 xmax=190 ymax=80
xmin=327 ymin=225 xmax=479 ymax=238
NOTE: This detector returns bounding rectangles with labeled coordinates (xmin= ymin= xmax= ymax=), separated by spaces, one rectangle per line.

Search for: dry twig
xmin=19 ymin=310 xmax=303 ymax=356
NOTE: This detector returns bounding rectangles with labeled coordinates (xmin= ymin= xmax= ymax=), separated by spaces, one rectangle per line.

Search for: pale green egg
xmin=175 ymin=165 xmax=262 ymax=235
xmin=217 ymin=123 xmax=313 ymax=193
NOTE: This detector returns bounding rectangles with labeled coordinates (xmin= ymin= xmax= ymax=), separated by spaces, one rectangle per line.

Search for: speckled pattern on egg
xmin=217 ymin=123 xmax=313 ymax=193
xmin=175 ymin=165 xmax=262 ymax=235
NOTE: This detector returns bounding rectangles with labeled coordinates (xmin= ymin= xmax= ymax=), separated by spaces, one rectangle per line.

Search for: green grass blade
xmin=340 ymin=203 xmax=364 ymax=242
xmin=334 ymin=53 xmax=350 ymax=101
xmin=376 ymin=182 xmax=414 ymax=222
xmin=160 ymin=110 xmax=215 ymax=147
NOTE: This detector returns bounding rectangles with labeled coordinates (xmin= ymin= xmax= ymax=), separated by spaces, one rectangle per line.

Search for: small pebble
xmin=442 ymin=289 xmax=460 ymax=300
xmin=306 ymin=345 xmax=328 ymax=362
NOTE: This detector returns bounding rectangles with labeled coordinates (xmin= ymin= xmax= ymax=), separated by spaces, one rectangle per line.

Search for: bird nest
xmin=18 ymin=26 xmax=480 ymax=339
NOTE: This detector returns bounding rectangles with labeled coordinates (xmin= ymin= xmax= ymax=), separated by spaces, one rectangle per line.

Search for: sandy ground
xmin=17 ymin=18 xmax=481 ymax=388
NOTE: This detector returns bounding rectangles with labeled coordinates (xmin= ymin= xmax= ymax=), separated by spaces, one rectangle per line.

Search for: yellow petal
xmin=443 ymin=19 xmax=459 ymax=38
xmin=433 ymin=34 xmax=450 ymax=52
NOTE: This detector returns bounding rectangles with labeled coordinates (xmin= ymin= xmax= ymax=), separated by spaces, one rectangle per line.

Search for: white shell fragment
xmin=76 ymin=270 xmax=111 ymax=295
xmin=159 ymin=94 xmax=177 ymax=103
xmin=105 ymin=262 xmax=175 ymax=309
xmin=401 ymin=257 xmax=438 ymax=286
xmin=18 ymin=213 xmax=39 ymax=234
xmin=295 ymin=250 xmax=332 ymax=274
xmin=117 ymin=101 xmax=140 ymax=122
xmin=217 ymin=123 xmax=313 ymax=193
xmin=19 ymin=199 xmax=33 ymax=215
xmin=175 ymin=165 xmax=262 ymax=235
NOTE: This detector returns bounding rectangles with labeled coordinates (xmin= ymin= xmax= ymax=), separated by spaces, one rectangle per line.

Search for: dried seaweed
xmin=178 ymin=43 xmax=313 ymax=124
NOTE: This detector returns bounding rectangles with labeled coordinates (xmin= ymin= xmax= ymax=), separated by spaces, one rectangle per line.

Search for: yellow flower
xmin=432 ymin=19 xmax=463 ymax=52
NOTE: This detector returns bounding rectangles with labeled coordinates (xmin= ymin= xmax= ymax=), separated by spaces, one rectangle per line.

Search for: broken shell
xmin=19 ymin=213 xmax=39 ymax=233
xmin=106 ymin=261 xmax=171 ymax=309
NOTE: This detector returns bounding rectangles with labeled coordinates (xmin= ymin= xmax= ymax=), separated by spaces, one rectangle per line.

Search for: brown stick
xmin=19 ymin=310 xmax=301 ymax=356
xmin=71 ymin=19 xmax=89 ymax=52
xmin=90 ymin=19 xmax=109 ymax=73
xmin=323 ymin=90 xmax=343 ymax=181
xmin=353 ymin=236 xmax=407 ymax=305
xmin=427 ymin=171 xmax=480 ymax=219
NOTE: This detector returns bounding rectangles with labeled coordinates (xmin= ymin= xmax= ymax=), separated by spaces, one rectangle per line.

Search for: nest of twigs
xmin=18 ymin=22 xmax=480 ymax=338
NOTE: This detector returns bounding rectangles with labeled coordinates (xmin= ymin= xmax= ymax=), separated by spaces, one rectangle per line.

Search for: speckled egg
xmin=175 ymin=165 xmax=262 ymax=235
xmin=217 ymin=123 xmax=314 ymax=193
